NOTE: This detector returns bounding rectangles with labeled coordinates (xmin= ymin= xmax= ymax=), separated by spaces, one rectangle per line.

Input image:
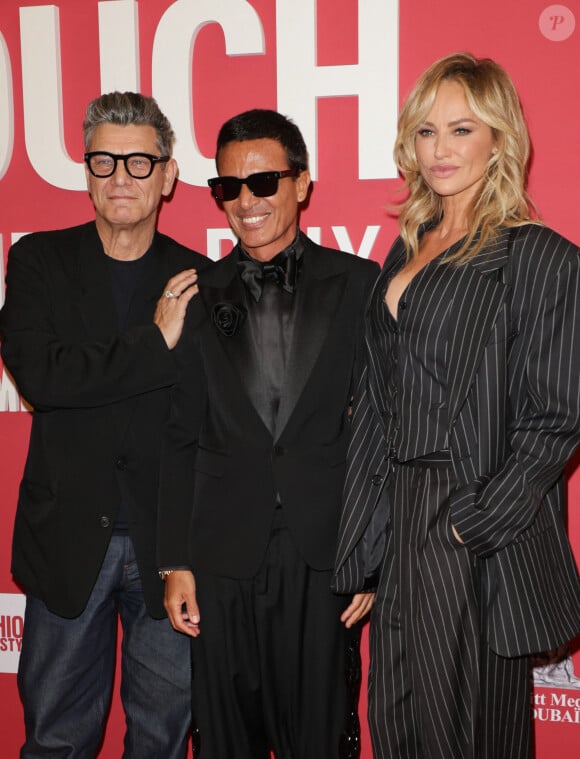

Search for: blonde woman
xmin=334 ymin=53 xmax=580 ymax=758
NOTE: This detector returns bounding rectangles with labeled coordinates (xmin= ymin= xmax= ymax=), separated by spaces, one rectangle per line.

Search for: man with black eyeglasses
xmin=0 ymin=91 xmax=211 ymax=758
xmin=158 ymin=109 xmax=379 ymax=758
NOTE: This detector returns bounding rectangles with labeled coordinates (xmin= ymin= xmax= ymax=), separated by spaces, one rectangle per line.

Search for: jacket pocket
xmin=194 ymin=447 xmax=227 ymax=478
xmin=322 ymin=431 xmax=349 ymax=467
xmin=18 ymin=479 xmax=56 ymax=527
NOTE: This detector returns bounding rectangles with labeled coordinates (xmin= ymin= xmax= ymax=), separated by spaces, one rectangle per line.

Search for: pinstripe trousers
xmin=368 ymin=456 xmax=531 ymax=759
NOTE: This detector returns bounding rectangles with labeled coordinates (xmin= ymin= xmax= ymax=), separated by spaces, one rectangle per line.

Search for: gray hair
xmin=83 ymin=91 xmax=175 ymax=155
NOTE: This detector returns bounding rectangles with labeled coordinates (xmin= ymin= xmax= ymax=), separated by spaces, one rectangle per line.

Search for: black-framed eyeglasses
xmin=84 ymin=151 xmax=170 ymax=179
xmin=207 ymin=169 xmax=299 ymax=201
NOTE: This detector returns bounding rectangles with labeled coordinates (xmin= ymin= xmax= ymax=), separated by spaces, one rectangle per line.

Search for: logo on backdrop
xmin=0 ymin=593 xmax=25 ymax=673
xmin=0 ymin=0 xmax=399 ymax=188
xmin=539 ymin=5 xmax=576 ymax=41
xmin=533 ymin=648 xmax=580 ymax=725
xmin=535 ymin=656 xmax=580 ymax=690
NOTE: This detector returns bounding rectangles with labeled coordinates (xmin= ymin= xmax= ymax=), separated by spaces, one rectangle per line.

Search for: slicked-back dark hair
xmin=83 ymin=91 xmax=175 ymax=156
xmin=216 ymin=109 xmax=308 ymax=172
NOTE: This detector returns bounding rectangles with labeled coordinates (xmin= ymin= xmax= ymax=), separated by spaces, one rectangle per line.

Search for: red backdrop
xmin=0 ymin=1 xmax=578 ymax=756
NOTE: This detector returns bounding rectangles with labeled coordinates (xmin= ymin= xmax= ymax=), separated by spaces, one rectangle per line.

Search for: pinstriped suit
xmin=333 ymin=224 xmax=580 ymax=757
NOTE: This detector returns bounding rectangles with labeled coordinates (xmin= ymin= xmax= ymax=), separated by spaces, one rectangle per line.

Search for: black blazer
xmin=0 ymin=222 xmax=210 ymax=618
xmin=158 ymin=234 xmax=379 ymax=578
xmin=334 ymin=224 xmax=580 ymax=657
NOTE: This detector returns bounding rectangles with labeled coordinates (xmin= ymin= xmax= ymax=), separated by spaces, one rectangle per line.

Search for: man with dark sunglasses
xmin=0 ymin=91 xmax=211 ymax=757
xmin=158 ymin=109 xmax=379 ymax=758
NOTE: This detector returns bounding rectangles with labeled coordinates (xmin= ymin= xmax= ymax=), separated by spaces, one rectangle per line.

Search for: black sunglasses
xmin=207 ymin=169 xmax=299 ymax=201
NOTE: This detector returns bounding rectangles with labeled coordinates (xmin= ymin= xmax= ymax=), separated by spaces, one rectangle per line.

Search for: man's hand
xmin=154 ymin=269 xmax=199 ymax=349
xmin=163 ymin=570 xmax=201 ymax=637
xmin=340 ymin=592 xmax=375 ymax=628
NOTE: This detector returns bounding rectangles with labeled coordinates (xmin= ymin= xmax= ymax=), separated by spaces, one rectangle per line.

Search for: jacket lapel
xmin=76 ymin=224 xmax=118 ymax=341
xmin=126 ymin=234 xmax=170 ymax=326
xmin=199 ymin=254 xmax=245 ymax=320
xmin=199 ymin=250 xmax=250 ymax=373
xmin=447 ymin=233 xmax=511 ymax=424
xmin=275 ymin=242 xmax=347 ymax=440
xmin=199 ymin=251 xmax=273 ymax=440
xmin=365 ymin=236 xmax=406 ymax=428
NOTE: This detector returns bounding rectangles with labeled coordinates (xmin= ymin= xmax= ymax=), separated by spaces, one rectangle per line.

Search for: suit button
xmin=274 ymin=445 xmax=285 ymax=457
xmin=399 ymin=300 xmax=407 ymax=310
xmin=99 ymin=516 xmax=111 ymax=528
xmin=371 ymin=475 xmax=383 ymax=487
xmin=116 ymin=456 xmax=127 ymax=470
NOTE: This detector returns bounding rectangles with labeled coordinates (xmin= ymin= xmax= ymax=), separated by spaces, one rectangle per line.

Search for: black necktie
xmin=238 ymin=249 xmax=298 ymax=302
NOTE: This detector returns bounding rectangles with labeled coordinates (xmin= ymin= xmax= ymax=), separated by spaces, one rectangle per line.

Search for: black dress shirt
xmin=237 ymin=236 xmax=304 ymax=437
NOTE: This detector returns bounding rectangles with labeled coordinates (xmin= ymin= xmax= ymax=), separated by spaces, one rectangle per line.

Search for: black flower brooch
xmin=211 ymin=302 xmax=247 ymax=337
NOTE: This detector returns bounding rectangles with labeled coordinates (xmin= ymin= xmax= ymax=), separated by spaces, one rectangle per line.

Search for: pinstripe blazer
xmin=334 ymin=223 xmax=580 ymax=657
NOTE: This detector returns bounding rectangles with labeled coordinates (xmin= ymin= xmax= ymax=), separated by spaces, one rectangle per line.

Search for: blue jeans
xmin=18 ymin=535 xmax=191 ymax=758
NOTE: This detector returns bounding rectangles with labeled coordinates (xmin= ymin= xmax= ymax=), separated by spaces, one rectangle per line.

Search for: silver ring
xmin=165 ymin=289 xmax=176 ymax=299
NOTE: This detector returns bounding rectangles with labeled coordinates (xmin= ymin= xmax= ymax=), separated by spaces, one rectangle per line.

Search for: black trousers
xmin=191 ymin=510 xmax=361 ymax=759
xmin=369 ymin=458 xmax=531 ymax=759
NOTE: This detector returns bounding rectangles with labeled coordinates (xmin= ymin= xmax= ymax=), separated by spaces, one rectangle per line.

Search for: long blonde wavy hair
xmin=394 ymin=52 xmax=540 ymax=263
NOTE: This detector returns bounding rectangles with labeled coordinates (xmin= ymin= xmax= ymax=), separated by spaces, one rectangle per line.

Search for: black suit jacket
xmin=158 ymin=234 xmax=379 ymax=578
xmin=0 ymin=221 xmax=210 ymax=618
xmin=334 ymin=224 xmax=580 ymax=657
